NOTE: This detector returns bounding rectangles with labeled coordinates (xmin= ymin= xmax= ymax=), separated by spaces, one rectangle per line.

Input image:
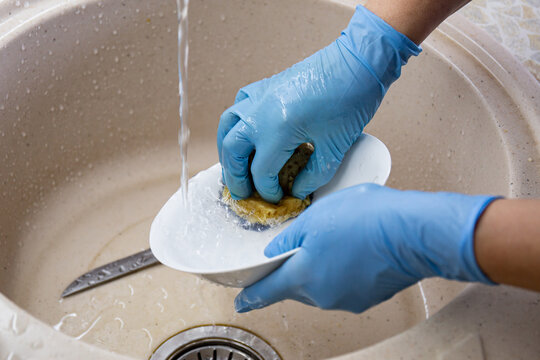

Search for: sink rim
xmin=0 ymin=0 xmax=539 ymax=359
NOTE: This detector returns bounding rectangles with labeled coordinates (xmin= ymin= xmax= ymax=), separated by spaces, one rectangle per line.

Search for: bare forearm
xmin=364 ymin=0 xmax=470 ymax=44
xmin=475 ymin=199 xmax=540 ymax=291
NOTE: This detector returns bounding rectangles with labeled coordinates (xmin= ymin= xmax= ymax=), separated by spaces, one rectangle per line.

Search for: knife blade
xmin=61 ymin=248 xmax=161 ymax=298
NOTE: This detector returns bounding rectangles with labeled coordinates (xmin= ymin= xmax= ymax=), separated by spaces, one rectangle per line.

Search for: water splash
xmin=176 ymin=0 xmax=190 ymax=205
xmin=10 ymin=313 xmax=29 ymax=335
xmin=418 ymin=281 xmax=430 ymax=319
xmin=160 ymin=287 xmax=168 ymax=299
xmin=53 ymin=313 xmax=77 ymax=331
xmin=141 ymin=327 xmax=153 ymax=350
xmin=74 ymin=315 xmax=102 ymax=340
xmin=114 ymin=317 xmax=125 ymax=329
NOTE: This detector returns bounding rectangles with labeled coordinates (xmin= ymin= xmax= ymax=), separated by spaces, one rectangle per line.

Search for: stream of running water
xmin=176 ymin=0 xmax=189 ymax=205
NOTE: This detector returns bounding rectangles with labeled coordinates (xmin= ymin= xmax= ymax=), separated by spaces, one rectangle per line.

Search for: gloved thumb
xmin=291 ymin=144 xmax=343 ymax=200
xmin=234 ymin=260 xmax=294 ymax=313
xmin=234 ymin=78 xmax=270 ymax=103
xmin=235 ymin=250 xmax=305 ymax=313
xmin=264 ymin=218 xmax=305 ymax=258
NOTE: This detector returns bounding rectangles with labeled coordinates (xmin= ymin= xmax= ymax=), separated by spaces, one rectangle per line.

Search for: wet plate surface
xmin=150 ymin=133 xmax=391 ymax=287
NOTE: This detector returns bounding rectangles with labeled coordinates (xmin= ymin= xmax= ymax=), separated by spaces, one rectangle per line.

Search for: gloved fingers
xmin=264 ymin=218 xmax=306 ymax=258
xmin=221 ymin=121 xmax=255 ymax=199
xmin=291 ymin=142 xmax=344 ymax=199
xmin=234 ymin=253 xmax=305 ymax=313
xmin=217 ymin=110 xmax=240 ymax=165
xmin=234 ymin=88 xmax=249 ymax=103
xmin=217 ymin=99 xmax=254 ymax=166
xmin=218 ymin=82 xmax=265 ymax=165
xmin=235 ymin=78 xmax=270 ymax=103
xmin=250 ymin=144 xmax=298 ymax=204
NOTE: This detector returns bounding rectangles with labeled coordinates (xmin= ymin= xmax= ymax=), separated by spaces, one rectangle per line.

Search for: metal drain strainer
xmin=149 ymin=325 xmax=281 ymax=360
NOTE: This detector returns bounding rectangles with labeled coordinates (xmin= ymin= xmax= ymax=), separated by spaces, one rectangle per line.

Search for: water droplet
xmin=10 ymin=313 xmax=29 ymax=335
xmin=114 ymin=317 xmax=124 ymax=329
xmin=53 ymin=313 xmax=77 ymax=331
xmin=74 ymin=315 xmax=101 ymax=340
xmin=161 ymin=287 xmax=168 ymax=299
xmin=156 ymin=302 xmax=165 ymax=312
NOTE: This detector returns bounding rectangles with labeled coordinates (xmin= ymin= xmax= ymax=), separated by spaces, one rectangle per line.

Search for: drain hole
xmin=171 ymin=339 xmax=260 ymax=360
xmin=150 ymin=325 xmax=281 ymax=360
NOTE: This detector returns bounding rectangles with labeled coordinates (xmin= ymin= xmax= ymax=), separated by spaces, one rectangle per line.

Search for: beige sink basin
xmin=0 ymin=0 xmax=539 ymax=359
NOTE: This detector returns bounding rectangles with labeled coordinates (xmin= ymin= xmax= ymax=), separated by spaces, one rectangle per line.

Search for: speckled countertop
xmin=461 ymin=0 xmax=540 ymax=81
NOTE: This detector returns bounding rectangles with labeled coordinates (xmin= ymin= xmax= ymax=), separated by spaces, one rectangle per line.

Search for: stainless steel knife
xmin=61 ymin=248 xmax=161 ymax=298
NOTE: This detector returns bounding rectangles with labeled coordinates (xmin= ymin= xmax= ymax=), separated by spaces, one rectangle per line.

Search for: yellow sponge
xmin=222 ymin=143 xmax=314 ymax=226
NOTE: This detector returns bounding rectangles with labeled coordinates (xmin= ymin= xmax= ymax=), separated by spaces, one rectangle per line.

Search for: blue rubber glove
xmin=235 ymin=184 xmax=498 ymax=313
xmin=217 ymin=6 xmax=421 ymax=203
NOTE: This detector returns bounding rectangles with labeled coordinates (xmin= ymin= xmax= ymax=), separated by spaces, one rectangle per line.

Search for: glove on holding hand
xmin=235 ymin=184 xmax=498 ymax=314
xmin=217 ymin=6 xmax=421 ymax=203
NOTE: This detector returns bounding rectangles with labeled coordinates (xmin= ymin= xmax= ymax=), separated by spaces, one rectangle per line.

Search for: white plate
xmin=149 ymin=133 xmax=391 ymax=287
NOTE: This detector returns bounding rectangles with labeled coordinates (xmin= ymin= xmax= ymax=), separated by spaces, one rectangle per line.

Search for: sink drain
xmin=149 ymin=325 xmax=281 ymax=360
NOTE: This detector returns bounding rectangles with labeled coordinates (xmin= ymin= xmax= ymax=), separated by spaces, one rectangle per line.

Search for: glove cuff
xmin=338 ymin=5 xmax=422 ymax=91
xmin=459 ymin=195 xmax=501 ymax=285
xmin=401 ymin=192 xmax=501 ymax=285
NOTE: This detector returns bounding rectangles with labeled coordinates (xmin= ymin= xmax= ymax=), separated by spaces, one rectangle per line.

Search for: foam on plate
xmin=150 ymin=164 xmax=291 ymax=272
xmin=150 ymin=133 xmax=391 ymax=282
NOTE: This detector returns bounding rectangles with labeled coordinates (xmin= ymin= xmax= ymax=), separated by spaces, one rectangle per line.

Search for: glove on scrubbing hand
xmin=217 ymin=5 xmax=421 ymax=203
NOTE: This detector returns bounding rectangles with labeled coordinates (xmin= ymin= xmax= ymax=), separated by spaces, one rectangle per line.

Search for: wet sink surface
xmin=3 ymin=147 xmax=446 ymax=359
xmin=1 ymin=0 xmax=536 ymax=359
